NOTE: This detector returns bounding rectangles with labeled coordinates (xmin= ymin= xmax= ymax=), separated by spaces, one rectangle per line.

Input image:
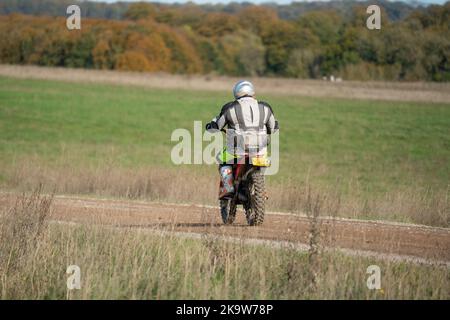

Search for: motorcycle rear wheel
xmin=245 ymin=170 xmax=265 ymax=226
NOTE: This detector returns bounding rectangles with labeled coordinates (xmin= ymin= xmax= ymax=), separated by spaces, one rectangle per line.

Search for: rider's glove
xmin=206 ymin=121 xmax=219 ymax=132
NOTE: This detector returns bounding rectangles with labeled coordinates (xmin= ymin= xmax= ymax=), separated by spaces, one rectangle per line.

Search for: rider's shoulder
xmin=258 ymin=100 xmax=274 ymax=112
xmin=258 ymin=100 xmax=271 ymax=107
xmin=220 ymin=101 xmax=239 ymax=113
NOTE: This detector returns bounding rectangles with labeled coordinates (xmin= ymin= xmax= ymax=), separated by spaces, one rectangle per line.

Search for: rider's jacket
xmin=209 ymin=96 xmax=278 ymax=134
xmin=206 ymin=96 xmax=279 ymax=156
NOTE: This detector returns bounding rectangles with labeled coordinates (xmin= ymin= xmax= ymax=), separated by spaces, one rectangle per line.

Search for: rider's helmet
xmin=233 ymin=80 xmax=255 ymax=99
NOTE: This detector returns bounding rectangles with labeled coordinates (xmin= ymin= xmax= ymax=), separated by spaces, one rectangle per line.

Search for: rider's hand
xmin=206 ymin=121 xmax=219 ymax=132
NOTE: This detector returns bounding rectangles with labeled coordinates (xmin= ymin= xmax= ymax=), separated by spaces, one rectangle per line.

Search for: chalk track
xmin=2 ymin=193 xmax=447 ymax=266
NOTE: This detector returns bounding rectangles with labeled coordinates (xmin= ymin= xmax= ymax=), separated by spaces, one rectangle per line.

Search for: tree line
xmin=0 ymin=0 xmax=420 ymax=22
xmin=0 ymin=1 xmax=449 ymax=81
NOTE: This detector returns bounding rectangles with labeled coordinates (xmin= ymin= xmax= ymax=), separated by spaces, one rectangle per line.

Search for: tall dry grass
xmin=0 ymin=187 xmax=52 ymax=297
xmin=0 ymin=189 xmax=448 ymax=300
xmin=2 ymin=64 xmax=450 ymax=104
xmin=3 ymin=160 xmax=448 ymax=227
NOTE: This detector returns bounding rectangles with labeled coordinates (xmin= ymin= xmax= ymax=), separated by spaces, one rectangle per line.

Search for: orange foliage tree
xmin=0 ymin=2 xmax=449 ymax=81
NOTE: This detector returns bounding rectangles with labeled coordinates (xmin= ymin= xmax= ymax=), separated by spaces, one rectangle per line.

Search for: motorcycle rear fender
xmin=251 ymin=155 xmax=271 ymax=167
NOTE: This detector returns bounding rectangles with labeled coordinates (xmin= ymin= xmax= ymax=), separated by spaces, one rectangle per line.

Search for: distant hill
xmin=0 ymin=0 xmax=427 ymax=21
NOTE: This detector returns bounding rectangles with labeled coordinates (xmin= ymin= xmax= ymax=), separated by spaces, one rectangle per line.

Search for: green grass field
xmin=0 ymin=76 xmax=449 ymax=225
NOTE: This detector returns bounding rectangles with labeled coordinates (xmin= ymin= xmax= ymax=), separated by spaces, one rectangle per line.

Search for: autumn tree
xmin=0 ymin=2 xmax=449 ymax=81
xmin=236 ymin=6 xmax=278 ymax=36
xmin=196 ymin=13 xmax=237 ymax=38
xmin=219 ymin=31 xmax=266 ymax=76
xmin=124 ymin=3 xmax=156 ymax=21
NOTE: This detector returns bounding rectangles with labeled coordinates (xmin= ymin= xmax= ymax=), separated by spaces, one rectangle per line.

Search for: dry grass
xmin=0 ymin=187 xmax=52 ymax=297
xmin=3 ymin=161 xmax=448 ymax=227
xmin=0 ymin=189 xmax=447 ymax=300
xmin=1 ymin=64 xmax=450 ymax=104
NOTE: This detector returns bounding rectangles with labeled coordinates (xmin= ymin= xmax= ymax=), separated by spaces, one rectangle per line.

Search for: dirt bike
xmin=219 ymin=130 xmax=271 ymax=226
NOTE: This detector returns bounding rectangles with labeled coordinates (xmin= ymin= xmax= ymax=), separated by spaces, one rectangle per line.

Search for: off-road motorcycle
xmin=219 ymin=130 xmax=271 ymax=226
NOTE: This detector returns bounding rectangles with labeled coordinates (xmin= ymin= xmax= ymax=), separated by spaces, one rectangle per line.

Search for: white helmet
xmin=233 ymin=80 xmax=255 ymax=99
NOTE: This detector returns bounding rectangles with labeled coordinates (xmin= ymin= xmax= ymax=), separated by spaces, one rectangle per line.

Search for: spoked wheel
xmin=220 ymin=198 xmax=237 ymax=224
xmin=245 ymin=170 xmax=265 ymax=226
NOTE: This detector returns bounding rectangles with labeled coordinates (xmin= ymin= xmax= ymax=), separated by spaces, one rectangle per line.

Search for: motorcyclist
xmin=206 ymin=80 xmax=279 ymax=199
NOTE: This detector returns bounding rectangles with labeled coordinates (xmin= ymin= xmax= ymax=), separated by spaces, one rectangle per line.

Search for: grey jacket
xmin=206 ymin=97 xmax=279 ymax=134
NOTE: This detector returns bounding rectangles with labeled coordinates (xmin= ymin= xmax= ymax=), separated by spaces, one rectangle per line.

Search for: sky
xmin=89 ymin=0 xmax=448 ymax=4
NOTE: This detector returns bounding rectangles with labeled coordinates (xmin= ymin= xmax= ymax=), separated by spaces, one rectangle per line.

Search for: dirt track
xmin=3 ymin=193 xmax=448 ymax=265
